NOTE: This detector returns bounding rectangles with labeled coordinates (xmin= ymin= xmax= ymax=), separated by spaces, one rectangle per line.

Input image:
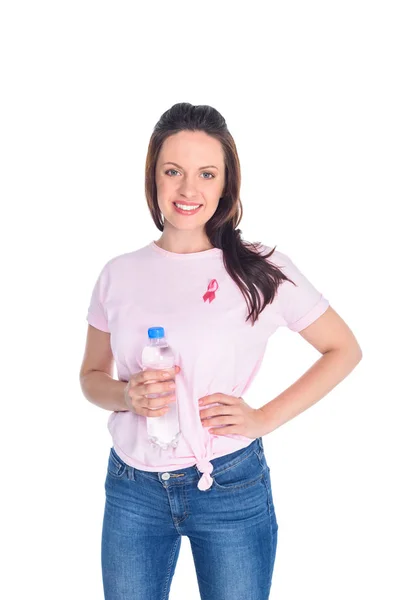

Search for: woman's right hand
xmin=123 ymin=365 xmax=181 ymax=417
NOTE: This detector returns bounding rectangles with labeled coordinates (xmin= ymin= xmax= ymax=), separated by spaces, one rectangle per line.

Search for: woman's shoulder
xmin=101 ymin=243 xmax=152 ymax=272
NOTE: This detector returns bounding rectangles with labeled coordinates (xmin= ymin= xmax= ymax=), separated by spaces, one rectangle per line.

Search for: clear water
xmin=141 ymin=341 xmax=181 ymax=450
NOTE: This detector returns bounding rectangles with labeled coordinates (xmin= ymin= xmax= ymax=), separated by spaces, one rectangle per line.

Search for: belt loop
xmin=127 ymin=466 xmax=136 ymax=481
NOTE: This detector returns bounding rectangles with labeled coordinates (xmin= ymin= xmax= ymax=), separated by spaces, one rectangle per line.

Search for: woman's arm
xmin=260 ymin=306 xmax=362 ymax=435
xmin=80 ymin=370 xmax=128 ymax=412
xmin=79 ymin=325 xmax=128 ymax=412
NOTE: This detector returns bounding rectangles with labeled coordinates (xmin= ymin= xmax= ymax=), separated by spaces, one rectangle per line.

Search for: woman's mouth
xmin=173 ymin=202 xmax=203 ymax=216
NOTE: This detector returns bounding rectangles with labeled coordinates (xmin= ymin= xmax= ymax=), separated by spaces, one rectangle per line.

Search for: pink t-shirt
xmin=86 ymin=241 xmax=329 ymax=490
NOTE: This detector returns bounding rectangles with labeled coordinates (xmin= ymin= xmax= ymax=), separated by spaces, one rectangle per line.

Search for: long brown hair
xmin=145 ymin=102 xmax=296 ymax=326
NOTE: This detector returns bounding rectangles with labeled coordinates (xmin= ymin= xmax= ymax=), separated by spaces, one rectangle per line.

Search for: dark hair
xmin=145 ymin=102 xmax=296 ymax=326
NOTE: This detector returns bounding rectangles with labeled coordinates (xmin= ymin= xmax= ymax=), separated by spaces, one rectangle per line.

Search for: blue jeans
xmin=101 ymin=437 xmax=278 ymax=600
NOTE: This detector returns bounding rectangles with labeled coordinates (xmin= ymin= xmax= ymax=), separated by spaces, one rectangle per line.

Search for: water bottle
xmin=141 ymin=326 xmax=181 ymax=450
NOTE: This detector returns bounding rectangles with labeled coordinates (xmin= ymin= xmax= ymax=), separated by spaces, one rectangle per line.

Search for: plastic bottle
xmin=141 ymin=326 xmax=181 ymax=450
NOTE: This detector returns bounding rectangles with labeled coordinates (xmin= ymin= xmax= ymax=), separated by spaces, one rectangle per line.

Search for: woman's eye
xmin=165 ymin=169 xmax=215 ymax=179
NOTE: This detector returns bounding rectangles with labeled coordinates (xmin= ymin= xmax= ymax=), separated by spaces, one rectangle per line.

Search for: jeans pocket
xmin=107 ymin=447 xmax=128 ymax=479
xmin=212 ymin=443 xmax=266 ymax=491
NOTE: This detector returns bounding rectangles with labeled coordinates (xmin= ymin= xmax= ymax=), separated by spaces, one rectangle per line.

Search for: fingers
xmin=125 ymin=365 xmax=181 ymax=417
xmin=202 ymin=415 xmax=237 ymax=427
xmin=135 ymin=366 xmax=178 ymax=399
xmin=139 ymin=379 xmax=176 ymax=397
xmin=136 ymin=366 xmax=180 ymax=384
xmin=198 ymin=393 xmax=238 ymax=406
xmin=145 ymin=404 xmax=173 ymax=417
xmin=200 ymin=404 xmax=239 ymax=420
xmin=146 ymin=392 xmax=176 ymax=408
xmin=141 ymin=392 xmax=176 ymax=416
xmin=136 ymin=369 xmax=170 ymax=383
xmin=127 ymin=391 xmax=176 ymax=417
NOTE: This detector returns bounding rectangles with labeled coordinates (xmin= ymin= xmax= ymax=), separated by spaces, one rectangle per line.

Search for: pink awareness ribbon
xmin=203 ymin=279 xmax=219 ymax=303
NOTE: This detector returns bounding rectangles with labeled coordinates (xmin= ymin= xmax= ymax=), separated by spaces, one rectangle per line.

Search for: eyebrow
xmin=162 ymin=161 xmax=219 ymax=171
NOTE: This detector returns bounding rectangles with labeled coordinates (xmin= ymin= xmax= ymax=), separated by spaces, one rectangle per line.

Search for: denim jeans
xmin=101 ymin=437 xmax=278 ymax=600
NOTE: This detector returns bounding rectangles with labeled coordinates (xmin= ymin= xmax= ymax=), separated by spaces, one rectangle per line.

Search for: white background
xmin=1 ymin=1 xmax=398 ymax=598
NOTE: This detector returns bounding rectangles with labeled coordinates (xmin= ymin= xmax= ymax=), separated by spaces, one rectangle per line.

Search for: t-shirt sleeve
xmin=86 ymin=262 xmax=110 ymax=333
xmin=271 ymin=250 xmax=330 ymax=332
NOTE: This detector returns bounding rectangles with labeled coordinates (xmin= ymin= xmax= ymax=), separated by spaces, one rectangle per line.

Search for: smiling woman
xmin=82 ymin=101 xmax=362 ymax=600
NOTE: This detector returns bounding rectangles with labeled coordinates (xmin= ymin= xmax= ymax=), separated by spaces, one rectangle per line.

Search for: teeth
xmin=175 ymin=203 xmax=201 ymax=211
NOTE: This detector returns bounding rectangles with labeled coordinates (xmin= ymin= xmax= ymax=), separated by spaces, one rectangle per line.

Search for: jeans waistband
xmin=110 ymin=437 xmax=264 ymax=484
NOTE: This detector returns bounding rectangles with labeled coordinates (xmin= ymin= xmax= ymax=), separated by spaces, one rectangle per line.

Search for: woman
xmin=80 ymin=102 xmax=362 ymax=600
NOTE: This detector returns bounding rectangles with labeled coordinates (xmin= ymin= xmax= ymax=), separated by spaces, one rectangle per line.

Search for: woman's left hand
xmin=198 ymin=393 xmax=266 ymax=438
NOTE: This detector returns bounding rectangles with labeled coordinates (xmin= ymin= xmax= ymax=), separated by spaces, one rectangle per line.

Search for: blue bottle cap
xmin=148 ymin=327 xmax=165 ymax=339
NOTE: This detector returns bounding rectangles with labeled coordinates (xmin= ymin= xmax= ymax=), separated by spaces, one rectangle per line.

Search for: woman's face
xmin=155 ymin=130 xmax=226 ymax=232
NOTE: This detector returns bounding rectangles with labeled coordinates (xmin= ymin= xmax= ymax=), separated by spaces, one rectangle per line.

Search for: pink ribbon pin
xmin=203 ymin=279 xmax=219 ymax=303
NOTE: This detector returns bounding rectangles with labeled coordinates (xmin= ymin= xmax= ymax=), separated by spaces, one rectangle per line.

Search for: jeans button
xmin=161 ymin=473 xmax=170 ymax=480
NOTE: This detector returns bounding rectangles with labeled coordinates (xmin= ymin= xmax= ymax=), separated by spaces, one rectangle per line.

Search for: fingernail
xmin=198 ymin=399 xmax=204 ymax=405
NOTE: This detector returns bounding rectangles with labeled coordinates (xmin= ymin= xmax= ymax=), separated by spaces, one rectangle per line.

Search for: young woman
xmin=80 ymin=102 xmax=362 ymax=600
